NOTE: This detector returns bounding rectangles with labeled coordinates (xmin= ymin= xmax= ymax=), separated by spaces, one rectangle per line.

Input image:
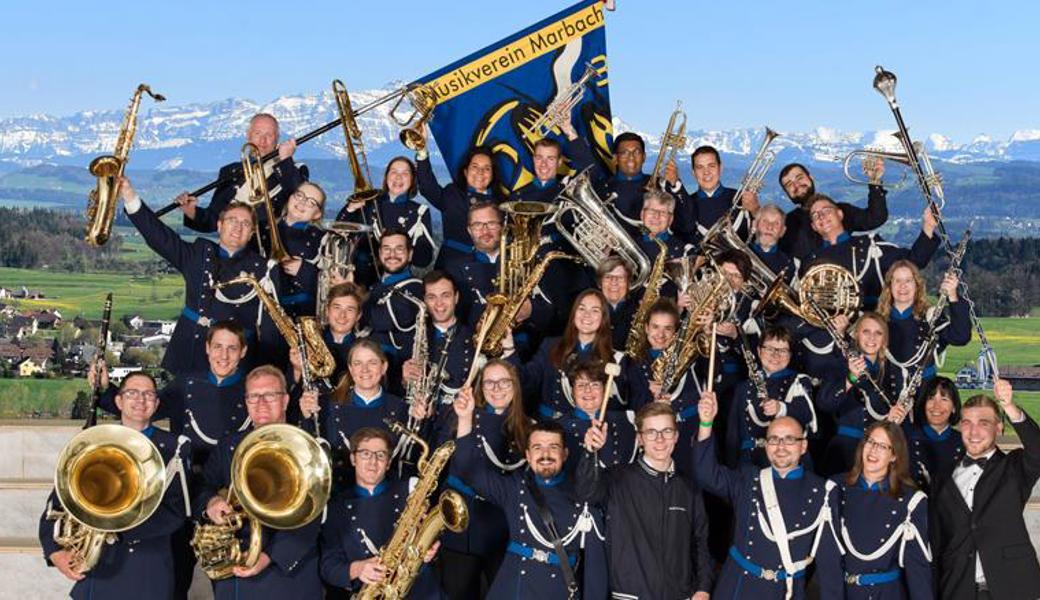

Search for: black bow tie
xmin=961 ymin=456 xmax=988 ymax=469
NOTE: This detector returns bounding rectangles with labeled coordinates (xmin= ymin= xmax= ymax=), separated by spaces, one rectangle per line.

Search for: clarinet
xmin=85 ymin=293 xmax=113 ymax=429
xmin=805 ymin=296 xmax=894 ymax=407
xmin=895 ymin=231 xmax=972 ymax=412
xmin=425 ymin=325 xmax=456 ymax=412
xmin=294 ymin=323 xmax=322 ymax=440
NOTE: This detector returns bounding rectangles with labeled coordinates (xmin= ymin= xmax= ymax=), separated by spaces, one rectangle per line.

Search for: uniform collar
xmin=766 ymin=367 xmax=794 ymax=380
xmin=923 ymin=423 xmax=952 ymax=441
xmin=572 ymin=408 xmax=595 ymax=421
xmin=533 ymin=471 xmax=566 ymax=487
xmin=352 ymin=388 xmax=384 ymax=407
xmin=751 ymin=241 xmax=777 ymax=255
xmin=857 ymin=475 xmax=890 ymax=492
xmin=288 ymin=221 xmax=310 ymax=231
xmin=642 ymin=231 xmax=671 ymax=243
xmin=821 ymin=231 xmax=851 ymax=248
xmin=217 ymin=245 xmax=240 ymax=259
xmin=381 ymin=269 xmax=413 ymax=285
xmin=695 ymin=185 xmax=721 ymax=199
xmin=864 ymin=357 xmax=879 ymax=374
xmin=474 ymin=250 xmax=498 ymax=264
xmin=208 ymin=368 xmax=243 ymax=388
xmin=575 ymin=341 xmax=593 ymax=354
xmin=140 ymin=424 xmax=156 ymax=439
xmin=467 ymin=186 xmax=491 ymax=197
xmin=533 ymin=178 xmax=555 ymax=189
xmin=648 ymin=348 xmax=663 ymax=360
xmin=615 ymin=172 xmax=645 ymax=183
xmin=353 ymin=479 xmax=389 ymax=498
xmin=772 ymin=465 xmax=804 ymax=480
xmin=890 ymin=306 xmax=914 ymax=321
xmin=326 ymin=329 xmax=356 ymax=347
xmin=388 ymin=192 xmax=409 ymax=204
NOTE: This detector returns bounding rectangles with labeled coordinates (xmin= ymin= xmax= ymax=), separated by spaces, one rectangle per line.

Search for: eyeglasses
xmin=616 ymin=149 xmax=643 ymax=158
xmin=601 ymin=274 xmax=628 ymax=283
xmin=864 ymin=438 xmax=893 ymax=453
xmin=120 ymin=389 xmax=158 ymax=402
xmin=482 ymin=378 xmax=513 ymax=391
xmin=221 ymin=216 xmax=253 ymax=230
xmin=469 ymin=221 xmax=502 ymax=231
xmin=354 ymin=449 xmax=389 ymax=462
xmin=760 ymin=346 xmax=791 ymax=357
xmin=291 ymin=190 xmax=322 ymax=209
xmin=640 ymin=427 xmax=677 ymax=441
xmin=810 ymin=206 xmax=836 ymax=221
xmin=573 ymin=381 xmax=604 ymax=392
xmin=244 ymin=391 xmax=285 ymax=405
xmin=642 ymin=207 xmax=673 ymax=218
xmin=765 ymin=435 xmax=805 ymax=447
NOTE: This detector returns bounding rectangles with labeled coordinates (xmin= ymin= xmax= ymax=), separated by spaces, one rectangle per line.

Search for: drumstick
xmin=596 ymin=363 xmax=621 ymax=422
xmin=706 ymin=324 xmax=718 ymax=393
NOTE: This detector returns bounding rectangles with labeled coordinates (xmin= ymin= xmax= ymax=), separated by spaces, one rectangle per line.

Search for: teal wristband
xmin=847 ymin=373 xmax=859 ymax=385
xmin=699 ymin=421 xmax=714 ymax=427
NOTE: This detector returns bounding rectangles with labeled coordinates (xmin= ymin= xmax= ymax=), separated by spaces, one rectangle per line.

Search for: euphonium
xmin=624 ymin=238 xmax=668 ymax=358
xmin=356 ymin=421 xmax=468 ymax=600
xmin=47 ymin=424 xmax=167 ymax=573
xmin=213 ymin=274 xmax=336 ymax=378
xmin=86 ymin=84 xmax=165 ymax=247
xmin=522 ymin=63 xmax=598 ymax=142
xmin=240 ymin=142 xmax=290 ymax=262
xmin=645 ymin=100 xmax=687 ymax=191
xmin=553 ymin=168 xmax=651 ymax=288
xmin=191 ymin=424 xmax=331 ymax=580
xmin=315 ymin=220 xmax=371 ymax=327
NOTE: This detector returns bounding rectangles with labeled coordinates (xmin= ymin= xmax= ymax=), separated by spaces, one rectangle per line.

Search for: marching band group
xmin=39 ymin=101 xmax=1040 ymax=600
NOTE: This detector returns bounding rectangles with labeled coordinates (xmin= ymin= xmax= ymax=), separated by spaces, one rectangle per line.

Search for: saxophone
xmin=382 ymin=288 xmax=440 ymax=423
xmin=212 ymin=273 xmax=336 ymax=378
xmin=86 ymin=84 xmax=165 ymax=247
xmin=356 ymin=422 xmax=469 ymax=600
xmin=624 ymin=237 xmax=668 ymax=358
xmin=653 ymin=264 xmax=732 ymax=393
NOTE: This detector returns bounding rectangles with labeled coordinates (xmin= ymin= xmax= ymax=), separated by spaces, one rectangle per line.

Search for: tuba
xmin=86 ymin=84 xmax=165 ymax=247
xmin=553 ymin=168 xmax=651 ymax=288
xmin=46 ymin=424 xmax=167 ymax=573
xmin=240 ymin=142 xmax=290 ymax=262
xmin=213 ymin=273 xmax=336 ymax=378
xmin=522 ymin=63 xmax=598 ymax=143
xmin=315 ymin=221 xmax=372 ymax=327
xmin=472 ymin=202 xmax=579 ymax=358
xmin=645 ymin=101 xmax=687 ymax=191
xmin=356 ymin=422 xmax=468 ymax=600
xmin=191 ymin=424 xmax=331 ymax=580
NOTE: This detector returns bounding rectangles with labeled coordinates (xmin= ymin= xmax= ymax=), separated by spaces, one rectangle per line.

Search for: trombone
xmin=241 ymin=142 xmax=290 ymax=262
xmin=645 ymin=101 xmax=687 ymax=191
xmin=841 ymin=148 xmax=914 ymax=190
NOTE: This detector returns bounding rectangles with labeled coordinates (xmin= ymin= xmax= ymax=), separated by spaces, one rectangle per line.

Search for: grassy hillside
xmin=0 ymin=266 xmax=183 ymax=320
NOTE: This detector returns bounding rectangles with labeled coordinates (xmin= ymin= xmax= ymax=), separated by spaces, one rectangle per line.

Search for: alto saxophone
xmin=356 ymin=422 xmax=469 ymax=600
xmin=213 ymin=273 xmax=336 ymax=378
xmin=624 ymin=237 xmax=668 ymax=358
xmin=86 ymin=84 xmax=165 ymax=247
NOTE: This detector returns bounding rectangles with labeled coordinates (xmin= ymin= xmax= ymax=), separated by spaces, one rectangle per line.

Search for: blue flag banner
xmin=415 ymin=0 xmax=613 ymax=193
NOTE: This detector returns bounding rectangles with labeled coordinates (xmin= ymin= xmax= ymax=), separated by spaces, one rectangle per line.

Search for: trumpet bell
xmin=231 ymin=424 xmax=331 ymax=530
xmin=841 ymin=149 xmax=914 ymax=189
xmin=55 ymin=424 xmax=166 ymax=532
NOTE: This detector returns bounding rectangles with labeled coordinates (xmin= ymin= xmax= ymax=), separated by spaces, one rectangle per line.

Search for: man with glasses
xmin=363 ymin=227 xmax=424 ymax=373
xmin=448 ymin=202 xmax=554 ymax=358
xmin=452 ymin=396 xmax=608 ymax=599
xmin=751 ymin=204 xmax=797 ymax=285
xmin=725 ymin=326 xmax=816 ymax=468
xmin=636 ymin=189 xmax=690 ymax=260
xmin=576 ymin=402 xmax=713 ymax=600
xmin=40 ymin=372 xmax=191 ymax=599
xmin=801 ymin=193 xmax=938 ymax=310
xmin=777 ymin=161 xmax=889 ymax=260
xmin=176 ymin=112 xmax=307 ymax=237
xmin=117 ymin=176 xmax=282 ymax=375
xmin=319 ymin=427 xmax=443 ymax=597
xmin=556 ymin=360 xmax=638 ymax=472
xmin=194 ymin=365 xmax=322 ymax=599
xmin=694 ymin=393 xmax=844 ymax=599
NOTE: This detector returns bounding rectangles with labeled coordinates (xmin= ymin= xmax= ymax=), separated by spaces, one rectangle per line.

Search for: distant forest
xmin=0 ymin=207 xmax=1037 ymax=316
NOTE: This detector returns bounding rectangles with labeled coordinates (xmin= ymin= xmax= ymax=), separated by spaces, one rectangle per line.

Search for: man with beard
xmin=176 ymin=113 xmax=307 ymax=237
xmin=576 ymin=402 xmax=713 ymax=600
xmin=363 ymin=228 xmax=424 ymax=366
xmin=194 ymin=365 xmax=323 ymax=600
xmin=451 ymin=391 xmax=608 ymax=600
xmin=695 ymin=393 xmax=844 ymax=599
xmin=117 ymin=177 xmax=281 ymax=375
xmin=777 ymin=161 xmax=889 ymax=259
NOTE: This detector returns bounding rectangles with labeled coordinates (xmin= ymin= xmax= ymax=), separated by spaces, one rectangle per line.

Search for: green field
xmin=0 ymin=378 xmax=88 ymax=418
xmin=939 ymin=316 xmax=1039 ymax=374
xmin=0 ymin=266 xmax=184 ymax=320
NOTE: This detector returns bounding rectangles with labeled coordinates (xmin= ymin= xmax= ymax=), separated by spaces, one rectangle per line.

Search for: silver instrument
xmin=523 ymin=63 xmax=598 ymax=140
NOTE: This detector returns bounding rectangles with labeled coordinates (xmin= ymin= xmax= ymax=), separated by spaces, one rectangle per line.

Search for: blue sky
xmin=4 ymin=0 xmax=1037 ymax=141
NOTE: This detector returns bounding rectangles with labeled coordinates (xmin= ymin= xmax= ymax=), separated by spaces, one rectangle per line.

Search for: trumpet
xmin=841 ymin=147 xmax=914 ymax=189
xmin=86 ymin=84 xmax=165 ymax=247
xmin=240 ymin=142 xmax=290 ymax=262
xmin=523 ymin=63 xmax=598 ymax=142
xmin=646 ymin=101 xmax=687 ymax=191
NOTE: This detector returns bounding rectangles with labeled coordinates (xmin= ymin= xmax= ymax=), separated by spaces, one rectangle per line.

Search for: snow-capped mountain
xmin=2 ymin=85 xmax=1039 ymax=171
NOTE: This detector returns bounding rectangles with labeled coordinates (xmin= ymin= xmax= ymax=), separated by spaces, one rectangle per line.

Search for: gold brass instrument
xmin=473 ymin=201 xmax=579 ymax=357
xmin=240 ymin=142 xmax=290 ymax=262
xmin=653 ymin=261 xmax=733 ymax=393
xmin=797 ymin=264 xmax=861 ymax=329
xmin=645 ymin=100 xmax=687 ymax=191
xmin=394 ymin=84 xmax=438 ymax=152
xmin=214 ymin=274 xmax=336 ymax=378
xmin=624 ymin=238 xmax=667 ymax=358
xmin=697 ymin=127 xmax=778 ymax=249
xmin=86 ymin=84 xmax=165 ymax=247
xmin=522 ymin=63 xmax=598 ymax=143
xmin=46 ymin=424 xmax=167 ymax=573
xmin=333 ymin=79 xmax=381 ymax=206
xmin=841 ymin=148 xmax=913 ymax=189
xmin=357 ymin=421 xmax=468 ymax=600
xmin=316 ymin=221 xmax=372 ymax=327
xmin=553 ymin=168 xmax=652 ymax=288
xmin=191 ymin=424 xmax=332 ymax=580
